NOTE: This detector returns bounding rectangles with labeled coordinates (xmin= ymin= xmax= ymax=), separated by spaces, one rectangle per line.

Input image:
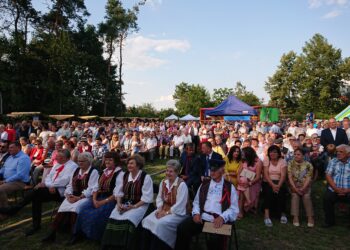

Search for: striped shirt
xmin=326 ymin=158 xmax=350 ymax=191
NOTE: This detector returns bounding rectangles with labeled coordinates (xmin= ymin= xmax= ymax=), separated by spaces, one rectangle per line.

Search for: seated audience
xmin=262 ymin=145 xmax=288 ymax=227
xmin=179 ymin=143 xmax=201 ymax=194
xmin=175 ymin=159 xmax=239 ymax=250
xmin=42 ymin=152 xmax=99 ymax=242
xmin=323 ymin=144 xmax=350 ymax=227
xmin=237 ymin=147 xmax=262 ymax=218
xmin=142 ymin=160 xmax=188 ymax=250
xmin=74 ymin=152 xmax=124 ymax=242
xmin=288 ymin=148 xmax=314 ymax=227
xmin=26 ymin=149 xmax=78 ymax=235
xmin=224 ymin=146 xmax=242 ymax=187
xmin=101 ymin=154 xmax=153 ymax=249
xmin=0 ymin=142 xmax=30 ymax=219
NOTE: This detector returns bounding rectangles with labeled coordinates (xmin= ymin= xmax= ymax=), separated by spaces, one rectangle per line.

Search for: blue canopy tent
xmin=206 ymin=95 xmax=257 ymax=119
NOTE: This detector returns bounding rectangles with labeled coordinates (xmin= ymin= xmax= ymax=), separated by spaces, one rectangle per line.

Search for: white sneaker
xmin=280 ymin=215 xmax=288 ymax=224
xmin=264 ymin=218 xmax=273 ymax=227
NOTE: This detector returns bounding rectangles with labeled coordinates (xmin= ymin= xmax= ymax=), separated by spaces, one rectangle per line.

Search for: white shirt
xmin=0 ymin=131 xmax=8 ymax=141
xmin=45 ymin=160 xmax=78 ymax=196
xmin=182 ymin=134 xmax=192 ymax=144
xmin=64 ymin=167 xmax=99 ymax=198
xmin=173 ymin=135 xmax=184 ymax=148
xmin=156 ymin=178 xmax=188 ymax=216
xmin=146 ymin=137 xmax=158 ymax=150
xmin=192 ymin=177 xmax=239 ymax=223
xmin=330 ymin=128 xmax=337 ymax=141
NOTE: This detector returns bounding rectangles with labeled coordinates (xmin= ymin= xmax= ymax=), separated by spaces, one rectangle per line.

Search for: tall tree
xmin=173 ymin=82 xmax=212 ymax=116
xmin=233 ymin=82 xmax=261 ymax=106
xmin=212 ymin=87 xmax=233 ymax=106
xmin=298 ymin=34 xmax=345 ymax=114
xmin=265 ymin=51 xmax=300 ymax=113
xmin=98 ymin=0 xmax=141 ymax=115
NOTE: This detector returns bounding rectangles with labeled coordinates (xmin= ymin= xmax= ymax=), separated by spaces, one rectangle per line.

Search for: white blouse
xmin=156 ymin=177 xmax=188 ymax=216
xmin=64 ymin=167 xmax=99 ymax=198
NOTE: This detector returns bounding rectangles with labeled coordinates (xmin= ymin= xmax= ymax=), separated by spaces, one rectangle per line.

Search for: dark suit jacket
xmin=320 ymin=128 xmax=349 ymax=148
xmin=179 ymin=152 xmax=202 ymax=191
xmin=200 ymin=151 xmax=223 ymax=177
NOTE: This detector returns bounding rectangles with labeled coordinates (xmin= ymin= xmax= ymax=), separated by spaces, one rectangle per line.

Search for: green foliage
xmin=173 ymin=82 xmax=212 ymax=116
xmin=233 ymin=81 xmax=262 ymax=106
xmin=0 ymin=0 xmax=138 ymax=116
xmin=125 ymin=103 xmax=157 ymax=118
xmin=212 ymin=87 xmax=233 ymax=106
xmin=266 ymin=34 xmax=349 ymax=116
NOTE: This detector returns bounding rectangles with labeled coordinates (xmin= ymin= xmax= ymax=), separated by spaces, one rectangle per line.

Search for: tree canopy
xmin=0 ymin=0 xmax=140 ymax=116
xmin=265 ymin=33 xmax=350 ymax=117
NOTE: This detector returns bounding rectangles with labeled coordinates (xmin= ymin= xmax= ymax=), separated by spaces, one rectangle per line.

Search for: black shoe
xmin=25 ymin=227 xmax=40 ymax=236
xmin=41 ymin=231 xmax=56 ymax=243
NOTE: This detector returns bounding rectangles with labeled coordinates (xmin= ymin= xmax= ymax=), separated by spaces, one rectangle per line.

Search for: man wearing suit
xmin=179 ymin=143 xmax=202 ymax=195
xmin=321 ymin=118 xmax=349 ymax=148
xmin=200 ymin=141 xmax=223 ymax=182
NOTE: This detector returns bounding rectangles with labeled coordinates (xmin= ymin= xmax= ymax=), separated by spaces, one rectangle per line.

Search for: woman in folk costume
xmin=41 ymin=152 xmax=99 ymax=242
xmin=101 ymin=154 xmax=153 ymax=250
xmin=141 ymin=160 xmax=189 ymax=250
xmin=73 ymin=151 xmax=124 ymax=243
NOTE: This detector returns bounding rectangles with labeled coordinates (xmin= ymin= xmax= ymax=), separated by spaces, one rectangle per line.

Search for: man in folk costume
xmin=175 ymin=159 xmax=239 ymax=250
xmin=41 ymin=152 xmax=99 ymax=242
xmin=25 ymin=149 xmax=78 ymax=236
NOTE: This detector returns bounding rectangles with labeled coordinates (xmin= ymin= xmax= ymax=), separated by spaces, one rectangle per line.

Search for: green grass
xmin=1 ymin=159 xmax=349 ymax=250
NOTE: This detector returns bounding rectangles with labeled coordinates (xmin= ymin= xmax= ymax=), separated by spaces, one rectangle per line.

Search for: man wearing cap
xmin=320 ymin=118 xmax=348 ymax=148
xmin=175 ymin=159 xmax=239 ymax=250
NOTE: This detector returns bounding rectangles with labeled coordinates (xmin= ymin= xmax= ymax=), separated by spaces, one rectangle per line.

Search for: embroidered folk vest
xmin=199 ymin=179 xmax=232 ymax=214
xmin=98 ymin=169 xmax=122 ymax=196
xmin=72 ymin=167 xmax=94 ymax=196
xmin=122 ymin=171 xmax=147 ymax=205
xmin=161 ymin=178 xmax=184 ymax=211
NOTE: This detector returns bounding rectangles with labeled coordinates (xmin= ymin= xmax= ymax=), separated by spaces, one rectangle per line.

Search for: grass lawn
xmin=1 ymin=159 xmax=349 ymax=250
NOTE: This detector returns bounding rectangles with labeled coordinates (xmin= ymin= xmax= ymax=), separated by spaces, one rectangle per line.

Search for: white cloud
xmin=115 ymin=35 xmax=190 ymax=70
xmin=323 ymin=9 xmax=342 ymax=18
xmin=308 ymin=0 xmax=348 ymax=8
xmin=152 ymin=94 xmax=175 ymax=109
xmin=154 ymin=95 xmax=173 ymax=102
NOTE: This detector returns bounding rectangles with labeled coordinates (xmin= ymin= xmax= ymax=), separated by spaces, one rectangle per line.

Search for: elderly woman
xmin=41 ymin=152 xmax=99 ymax=242
xmin=262 ymin=145 xmax=288 ymax=227
xmin=288 ymin=148 xmax=314 ymax=227
xmin=101 ymin=154 xmax=153 ymax=250
xmin=141 ymin=160 xmax=189 ymax=250
xmin=73 ymin=151 xmax=124 ymax=242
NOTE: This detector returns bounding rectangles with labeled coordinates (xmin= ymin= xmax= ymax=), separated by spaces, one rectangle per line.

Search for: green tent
xmin=335 ymin=105 xmax=350 ymax=121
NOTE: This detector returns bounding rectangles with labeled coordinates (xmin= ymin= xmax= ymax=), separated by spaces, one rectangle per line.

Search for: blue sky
xmin=33 ymin=0 xmax=350 ymax=110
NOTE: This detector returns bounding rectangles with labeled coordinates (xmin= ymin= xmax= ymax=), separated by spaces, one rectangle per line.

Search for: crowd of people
xmin=0 ymin=117 xmax=350 ymax=249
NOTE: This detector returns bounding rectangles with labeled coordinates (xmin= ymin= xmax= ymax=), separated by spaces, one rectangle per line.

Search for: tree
xmin=125 ymin=103 xmax=157 ymax=117
xmin=98 ymin=0 xmax=141 ymax=115
xmin=233 ymin=82 xmax=261 ymax=106
xmin=173 ymin=82 xmax=212 ymax=116
xmin=298 ymin=34 xmax=346 ymax=114
xmin=212 ymin=87 xmax=233 ymax=106
xmin=265 ymin=51 xmax=300 ymax=114
xmin=266 ymin=34 xmax=350 ymax=116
